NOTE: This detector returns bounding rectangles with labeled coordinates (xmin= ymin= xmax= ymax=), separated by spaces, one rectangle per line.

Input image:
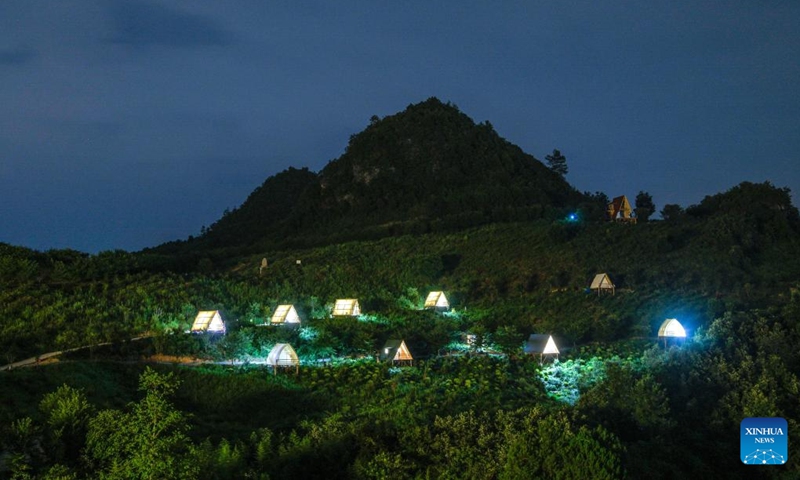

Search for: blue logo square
xmin=741 ymin=417 xmax=788 ymax=465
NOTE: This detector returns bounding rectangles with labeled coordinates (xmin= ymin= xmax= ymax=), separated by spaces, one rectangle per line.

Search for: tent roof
xmin=191 ymin=310 xmax=224 ymax=332
xmin=333 ymin=299 xmax=360 ymax=316
xmin=658 ymin=319 xmax=686 ymax=338
xmin=424 ymin=291 xmax=449 ymax=308
xmin=610 ymin=195 xmax=633 ymax=218
xmin=524 ymin=334 xmax=559 ymax=355
xmin=590 ymin=273 xmax=614 ymax=289
xmin=271 ymin=304 xmax=300 ymax=324
xmin=266 ymin=343 xmax=299 ymax=366
xmin=381 ymin=339 xmax=413 ymax=361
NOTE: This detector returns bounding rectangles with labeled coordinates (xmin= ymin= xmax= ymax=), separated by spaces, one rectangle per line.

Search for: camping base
xmin=270 ymin=364 xmax=299 ymax=375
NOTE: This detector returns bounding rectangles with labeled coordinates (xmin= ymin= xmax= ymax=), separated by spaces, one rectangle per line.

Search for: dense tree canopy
xmin=2 ymin=182 xmax=799 ymax=478
xmin=635 ymin=191 xmax=656 ymax=222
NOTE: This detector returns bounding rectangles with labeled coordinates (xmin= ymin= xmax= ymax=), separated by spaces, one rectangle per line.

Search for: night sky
xmin=2 ymin=2 xmax=798 ymax=253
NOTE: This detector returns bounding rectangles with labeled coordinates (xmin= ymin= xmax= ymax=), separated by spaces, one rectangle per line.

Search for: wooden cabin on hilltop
xmin=607 ymin=195 xmax=636 ymax=223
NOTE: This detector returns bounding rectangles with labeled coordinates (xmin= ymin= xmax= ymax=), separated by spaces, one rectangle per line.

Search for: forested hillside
xmin=2 ymin=181 xmax=799 ymax=478
xmin=156 ymin=98 xmax=592 ymax=256
xmin=2 ymin=89 xmax=798 ymax=480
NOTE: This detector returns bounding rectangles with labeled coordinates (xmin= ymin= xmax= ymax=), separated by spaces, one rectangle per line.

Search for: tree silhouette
xmin=545 ymin=149 xmax=568 ymax=177
xmin=635 ymin=191 xmax=656 ymax=222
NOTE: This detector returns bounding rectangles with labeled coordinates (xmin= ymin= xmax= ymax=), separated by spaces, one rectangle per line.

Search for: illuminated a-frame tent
xmin=607 ymin=195 xmax=636 ymax=223
xmin=658 ymin=318 xmax=686 ymax=347
xmin=332 ymin=299 xmax=361 ymax=316
xmin=191 ymin=310 xmax=226 ymax=334
xmin=271 ymin=305 xmax=301 ymax=326
xmin=524 ymin=334 xmax=559 ymax=363
xmin=380 ymin=339 xmax=413 ymax=365
xmin=590 ymin=273 xmax=615 ymax=295
xmin=266 ymin=343 xmax=299 ymax=374
xmin=424 ymin=291 xmax=450 ymax=311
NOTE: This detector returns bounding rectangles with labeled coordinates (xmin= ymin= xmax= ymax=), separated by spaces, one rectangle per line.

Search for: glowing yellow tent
xmin=266 ymin=343 xmax=299 ymax=374
xmin=191 ymin=310 xmax=225 ymax=333
xmin=271 ymin=305 xmax=301 ymax=325
xmin=590 ymin=273 xmax=615 ymax=295
xmin=607 ymin=195 xmax=636 ymax=223
xmin=332 ymin=299 xmax=360 ymax=316
xmin=380 ymin=339 xmax=413 ymax=365
xmin=524 ymin=334 xmax=559 ymax=362
xmin=424 ymin=291 xmax=450 ymax=310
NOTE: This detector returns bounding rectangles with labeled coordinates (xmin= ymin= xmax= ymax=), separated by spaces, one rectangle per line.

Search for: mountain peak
xmin=196 ymin=99 xmax=586 ymax=250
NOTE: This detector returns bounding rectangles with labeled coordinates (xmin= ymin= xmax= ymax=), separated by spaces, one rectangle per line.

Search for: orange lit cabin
xmin=607 ymin=195 xmax=636 ymax=223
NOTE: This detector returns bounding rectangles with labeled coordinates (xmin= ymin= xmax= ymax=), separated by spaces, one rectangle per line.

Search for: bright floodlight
xmin=658 ymin=318 xmax=686 ymax=338
xmin=542 ymin=336 xmax=559 ymax=354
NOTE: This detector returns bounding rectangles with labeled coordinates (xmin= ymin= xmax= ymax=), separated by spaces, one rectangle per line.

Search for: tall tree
xmin=545 ymin=149 xmax=568 ymax=177
xmin=86 ymin=368 xmax=198 ymax=479
xmin=635 ymin=191 xmax=655 ymax=222
xmin=660 ymin=204 xmax=684 ymax=222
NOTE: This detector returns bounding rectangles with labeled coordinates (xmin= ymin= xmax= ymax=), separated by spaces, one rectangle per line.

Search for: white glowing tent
xmin=658 ymin=318 xmax=686 ymax=346
xmin=524 ymin=334 xmax=559 ymax=362
xmin=271 ymin=305 xmax=301 ymax=325
xmin=590 ymin=274 xmax=615 ymax=295
xmin=380 ymin=339 xmax=413 ymax=364
xmin=424 ymin=291 xmax=450 ymax=310
xmin=332 ymin=299 xmax=361 ymax=316
xmin=191 ymin=310 xmax=225 ymax=333
xmin=266 ymin=343 xmax=299 ymax=374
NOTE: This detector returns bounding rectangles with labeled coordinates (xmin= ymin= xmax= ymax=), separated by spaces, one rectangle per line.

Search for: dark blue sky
xmin=2 ymin=1 xmax=798 ymax=253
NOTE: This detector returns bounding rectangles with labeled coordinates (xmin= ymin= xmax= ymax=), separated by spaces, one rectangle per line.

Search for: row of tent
xmin=263 ymin=339 xmax=414 ymax=374
xmin=191 ymin=273 xmax=618 ymax=334
xmin=264 ymin=334 xmax=558 ymax=373
xmin=191 ymin=272 xmax=621 ymax=335
xmin=247 ymin=319 xmax=687 ymax=374
xmin=190 ymin=292 xmax=452 ymax=333
xmin=190 ymin=305 xmax=688 ymax=349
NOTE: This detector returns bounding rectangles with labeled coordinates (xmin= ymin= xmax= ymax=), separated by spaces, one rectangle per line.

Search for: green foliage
xmin=85 ymin=368 xmax=199 ymax=479
xmin=39 ymin=385 xmax=94 ymax=468
xmin=539 ymin=357 xmax=606 ymax=405
xmin=2 ymin=181 xmax=800 ymax=478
